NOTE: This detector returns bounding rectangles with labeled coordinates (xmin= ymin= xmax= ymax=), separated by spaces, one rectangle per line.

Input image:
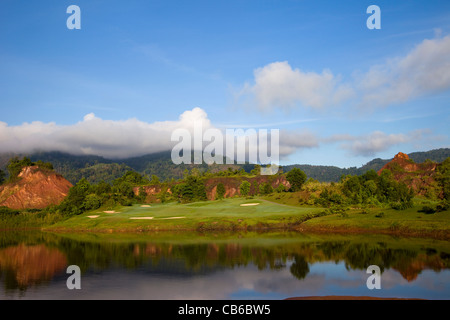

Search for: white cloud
xmin=0 ymin=108 xmax=318 ymax=161
xmin=239 ymin=35 xmax=450 ymax=112
xmin=358 ymin=35 xmax=450 ymax=107
xmin=278 ymin=130 xmax=319 ymax=158
xmin=239 ymin=61 xmax=354 ymax=111
xmin=335 ymin=130 xmax=436 ymax=157
xmin=0 ymin=107 xmax=212 ymax=159
xmin=342 ymin=131 xmax=408 ymax=157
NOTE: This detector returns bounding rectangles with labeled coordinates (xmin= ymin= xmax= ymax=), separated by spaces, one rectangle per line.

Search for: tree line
xmin=1 ymin=156 xmax=449 ymax=217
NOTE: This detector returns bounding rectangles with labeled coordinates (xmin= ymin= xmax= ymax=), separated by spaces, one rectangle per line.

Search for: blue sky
xmin=0 ymin=0 xmax=449 ymax=167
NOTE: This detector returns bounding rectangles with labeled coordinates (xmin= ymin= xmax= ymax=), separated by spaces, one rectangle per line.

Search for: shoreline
xmin=41 ymin=221 xmax=450 ymax=240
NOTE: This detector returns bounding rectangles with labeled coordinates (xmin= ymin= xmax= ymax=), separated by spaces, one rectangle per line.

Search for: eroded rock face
xmin=134 ymin=175 xmax=290 ymax=202
xmin=0 ymin=166 xmax=72 ymax=209
xmin=377 ymin=152 xmax=438 ymax=196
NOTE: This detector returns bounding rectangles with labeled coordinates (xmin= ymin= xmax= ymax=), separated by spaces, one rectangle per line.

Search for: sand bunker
xmin=87 ymin=215 xmax=100 ymax=219
xmin=140 ymin=205 xmax=151 ymax=208
xmin=103 ymin=211 xmax=117 ymax=214
xmin=158 ymin=217 xmax=186 ymax=220
xmin=129 ymin=217 xmax=154 ymax=220
xmin=240 ymin=203 xmax=260 ymax=207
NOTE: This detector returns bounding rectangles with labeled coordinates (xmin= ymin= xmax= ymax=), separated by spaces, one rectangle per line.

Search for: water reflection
xmin=0 ymin=244 xmax=67 ymax=290
xmin=0 ymin=231 xmax=449 ymax=299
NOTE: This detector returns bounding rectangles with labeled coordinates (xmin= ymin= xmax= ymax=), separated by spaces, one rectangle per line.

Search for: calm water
xmin=0 ymin=230 xmax=449 ymax=300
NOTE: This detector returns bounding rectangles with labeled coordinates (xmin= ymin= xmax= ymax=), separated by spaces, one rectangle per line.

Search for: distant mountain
xmin=0 ymin=150 xmax=247 ymax=184
xmin=0 ymin=148 xmax=448 ymax=184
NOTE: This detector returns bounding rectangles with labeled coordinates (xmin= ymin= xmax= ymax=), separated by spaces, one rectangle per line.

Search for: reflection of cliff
xmin=0 ymin=244 xmax=67 ymax=290
xmin=14 ymin=233 xmax=449 ymax=286
xmin=392 ymin=253 xmax=448 ymax=282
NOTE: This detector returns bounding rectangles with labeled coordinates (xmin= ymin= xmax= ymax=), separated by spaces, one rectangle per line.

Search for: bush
xmin=375 ymin=212 xmax=385 ymax=218
xmin=390 ymin=200 xmax=413 ymax=210
xmin=216 ymin=183 xmax=226 ymax=200
xmin=83 ymin=194 xmax=102 ymax=211
xmin=286 ymin=168 xmax=307 ymax=192
xmin=419 ymin=205 xmax=437 ymax=214
xmin=436 ymin=200 xmax=449 ymax=212
xmin=239 ymin=180 xmax=251 ymax=197
xmin=259 ymin=182 xmax=273 ymax=195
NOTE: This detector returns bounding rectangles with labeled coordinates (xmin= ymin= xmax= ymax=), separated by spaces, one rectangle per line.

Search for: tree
xmin=150 ymin=175 xmax=160 ymax=185
xmin=216 ymin=183 xmax=226 ymax=200
xmin=58 ymin=178 xmax=92 ymax=216
xmin=259 ymin=182 xmax=273 ymax=195
xmin=93 ymin=180 xmax=112 ymax=196
xmin=251 ymin=164 xmax=261 ymax=176
xmin=0 ymin=170 xmax=5 ymax=185
xmin=138 ymin=186 xmax=147 ymax=202
xmin=83 ymin=194 xmax=102 ymax=211
xmin=6 ymin=156 xmax=33 ymax=182
xmin=436 ymin=157 xmax=450 ymax=200
xmin=286 ymin=168 xmax=307 ymax=192
xmin=239 ymin=180 xmax=251 ymax=197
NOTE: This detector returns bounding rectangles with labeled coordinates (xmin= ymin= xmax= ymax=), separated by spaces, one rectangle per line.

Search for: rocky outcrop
xmin=133 ymin=175 xmax=290 ymax=203
xmin=0 ymin=166 xmax=72 ymax=209
xmin=205 ymin=175 xmax=290 ymax=200
xmin=377 ymin=152 xmax=438 ymax=196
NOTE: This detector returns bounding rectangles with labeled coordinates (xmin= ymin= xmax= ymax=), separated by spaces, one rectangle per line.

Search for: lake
xmin=0 ymin=230 xmax=449 ymax=300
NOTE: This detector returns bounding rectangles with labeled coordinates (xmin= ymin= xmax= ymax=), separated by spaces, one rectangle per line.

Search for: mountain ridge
xmin=0 ymin=148 xmax=448 ymax=184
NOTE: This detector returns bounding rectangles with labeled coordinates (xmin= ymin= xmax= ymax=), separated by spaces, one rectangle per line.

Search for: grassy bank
xmin=298 ymin=207 xmax=450 ymax=239
xmin=40 ymin=197 xmax=450 ymax=239
xmin=45 ymin=198 xmax=323 ymax=233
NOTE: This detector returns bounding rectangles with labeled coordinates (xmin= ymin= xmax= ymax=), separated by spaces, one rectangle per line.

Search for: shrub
xmin=216 ymin=183 xmax=226 ymax=200
xmin=239 ymin=180 xmax=251 ymax=197
xmin=436 ymin=200 xmax=449 ymax=212
xmin=419 ymin=205 xmax=437 ymax=214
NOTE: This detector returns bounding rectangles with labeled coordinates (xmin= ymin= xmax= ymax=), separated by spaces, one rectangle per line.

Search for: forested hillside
xmin=0 ymin=148 xmax=448 ymax=184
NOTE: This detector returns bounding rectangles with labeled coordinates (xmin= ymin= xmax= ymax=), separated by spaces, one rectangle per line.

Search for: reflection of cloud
xmin=2 ymin=259 xmax=449 ymax=300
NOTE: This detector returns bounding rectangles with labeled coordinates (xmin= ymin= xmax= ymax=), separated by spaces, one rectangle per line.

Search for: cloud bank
xmin=0 ymin=108 xmax=212 ymax=159
xmin=0 ymin=106 xmax=438 ymax=161
xmin=0 ymin=107 xmax=319 ymax=160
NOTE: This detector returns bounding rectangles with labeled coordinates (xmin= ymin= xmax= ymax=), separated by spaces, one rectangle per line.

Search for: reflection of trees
xmin=1 ymin=232 xmax=449 ymax=293
xmin=290 ymin=255 xmax=309 ymax=280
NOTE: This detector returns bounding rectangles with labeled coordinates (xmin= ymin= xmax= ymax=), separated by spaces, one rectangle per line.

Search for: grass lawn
xmin=43 ymin=197 xmax=450 ymax=239
xmin=46 ymin=198 xmax=323 ymax=232
xmin=300 ymin=206 xmax=450 ymax=239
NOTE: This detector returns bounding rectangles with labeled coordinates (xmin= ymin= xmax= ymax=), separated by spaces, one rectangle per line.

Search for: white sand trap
xmin=129 ymin=217 xmax=154 ymax=220
xmin=140 ymin=205 xmax=151 ymax=208
xmin=158 ymin=217 xmax=186 ymax=220
xmin=103 ymin=211 xmax=117 ymax=214
xmin=240 ymin=203 xmax=260 ymax=207
xmin=87 ymin=215 xmax=100 ymax=219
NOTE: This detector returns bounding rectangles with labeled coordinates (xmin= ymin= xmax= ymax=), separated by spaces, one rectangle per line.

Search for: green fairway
xmin=43 ymin=197 xmax=450 ymax=240
xmin=46 ymin=198 xmax=323 ymax=232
